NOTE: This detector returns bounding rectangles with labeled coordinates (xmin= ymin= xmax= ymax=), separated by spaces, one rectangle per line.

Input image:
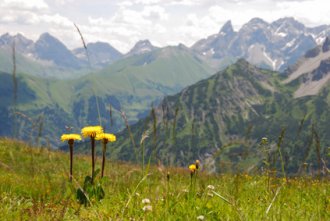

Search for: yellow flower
xmin=95 ymin=133 xmax=116 ymax=142
xmin=61 ymin=134 xmax=82 ymax=141
xmin=189 ymin=164 xmax=196 ymax=173
xmin=81 ymin=126 xmax=103 ymax=138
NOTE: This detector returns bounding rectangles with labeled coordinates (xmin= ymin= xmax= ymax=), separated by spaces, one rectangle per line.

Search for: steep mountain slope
xmin=33 ymin=33 xmax=83 ymax=68
xmin=70 ymin=45 xmax=214 ymax=128
xmin=108 ymin=60 xmax=329 ymax=173
xmin=0 ymin=71 xmax=74 ymax=143
xmin=0 ymin=45 xmax=213 ymax=146
xmin=192 ymin=17 xmax=330 ymax=71
xmin=284 ymin=37 xmax=330 ymax=97
xmin=125 ymin=40 xmax=158 ymax=57
xmin=0 ymin=47 xmax=87 ymax=78
xmin=0 ymin=33 xmax=34 ymax=54
xmin=0 ymin=33 xmax=89 ymax=78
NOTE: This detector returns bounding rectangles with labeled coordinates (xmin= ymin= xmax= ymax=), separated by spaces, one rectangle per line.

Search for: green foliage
xmin=0 ymin=46 xmax=213 ymax=147
xmin=0 ymin=138 xmax=329 ymax=220
xmin=76 ymin=172 xmax=105 ymax=206
xmin=110 ymin=60 xmax=330 ymax=174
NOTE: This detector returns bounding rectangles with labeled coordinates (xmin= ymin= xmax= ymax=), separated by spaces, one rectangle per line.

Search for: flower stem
xmin=101 ymin=140 xmax=107 ymax=178
xmin=68 ymin=140 xmax=74 ymax=182
xmin=142 ymin=142 xmax=145 ymax=176
xmin=91 ymin=136 xmax=95 ymax=182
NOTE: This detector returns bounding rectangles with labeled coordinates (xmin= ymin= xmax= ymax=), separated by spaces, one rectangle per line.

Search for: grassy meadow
xmin=0 ymin=138 xmax=329 ymax=220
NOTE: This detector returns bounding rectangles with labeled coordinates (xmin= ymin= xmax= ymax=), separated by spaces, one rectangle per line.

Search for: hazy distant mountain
xmin=126 ymin=40 xmax=158 ymax=57
xmin=73 ymin=42 xmax=123 ymax=67
xmin=0 ymin=33 xmax=34 ymax=54
xmin=192 ymin=17 xmax=330 ymax=71
xmin=2 ymin=17 xmax=330 ymax=74
xmin=33 ymin=33 xmax=83 ymax=68
xmin=0 ymin=33 xmax=89 ymax=78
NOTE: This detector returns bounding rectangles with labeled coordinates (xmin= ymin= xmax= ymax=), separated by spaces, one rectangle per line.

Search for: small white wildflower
xmin=182 ymin=189 xmax=189 ymax=193
xmin=142 ymin=205 xmax=152 ymax=212
xmin=142 ymin=198 xmax=151 ymax=204
xmin=207 ymin=185 xmax=215 ymax=190
xmin=207 ymin=192 xmax=214 ymax=197
xmin=197 ymin=215 xmax=205 ymax=220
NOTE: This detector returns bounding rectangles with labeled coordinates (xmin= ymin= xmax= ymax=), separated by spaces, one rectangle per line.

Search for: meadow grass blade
xmin=265 ymin=186 xmax=281 ymax=215
xmin=212 ymin=190 xmax=231 ymax=205
xmin=12 ymin=38 xmax=18 ymax=138
xmin=312 ymin=125 xmax=322 ymax=178
xmin=121 ymin=173 xmax=150 ymax=217
xmin=172 ymin=107 xmax=179 ymax=143
xmin=74 ymin=23 xmax=91 ymax=67
xmin=298 ymin=124 xmax=314 ymax=175
xmin=35 ymin=114 xmax=44 ymax=147
xmin=109 ymin=104 xmax=113 ymax=128
xmin=277 ymin=128 xmax=287 ymax=180
xmin=120 ymin=110 xmax=140 ymax=164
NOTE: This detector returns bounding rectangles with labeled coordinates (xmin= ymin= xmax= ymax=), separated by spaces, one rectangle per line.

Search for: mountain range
xmin=0 ymin=44 xmax=212 ymax=146
xmin=0 ymin=17 xmax=330 ymax=173
xmin=104 ymin=49 xmax=330 ymax=173
xmin=1 ymin=17 xmax=330 ymax=77
xmin=192 ymin=17 xmax=330 ymax=71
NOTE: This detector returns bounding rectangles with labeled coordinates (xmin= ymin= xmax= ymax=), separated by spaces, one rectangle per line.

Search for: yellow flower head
xmin=81 ymin=126 xmax=103 ymax=138
xmin=95 ymin=133 xmax=116 ymax=142
xmin=61 ymin=134 xmax=82 ymax=142
xmin=189 ymin=164 xmax=196 ymax=173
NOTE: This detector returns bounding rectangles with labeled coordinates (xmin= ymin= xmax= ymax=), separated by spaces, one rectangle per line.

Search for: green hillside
xmin=107 ymin=60 xmax=330 ymax=174
xmin=0 ymin=138 xmax=328 ymax=220
xmin=72 ymin=46 xmax=214 ymax=126
xmin=0 ymin=48 xmax=88 ymax=79
xmin=0 ymin=46 xmax=214 ymax=146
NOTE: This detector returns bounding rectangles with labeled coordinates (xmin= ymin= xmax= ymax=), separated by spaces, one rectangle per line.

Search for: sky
xmin=0 ymin=0 xmax=329 ymax=53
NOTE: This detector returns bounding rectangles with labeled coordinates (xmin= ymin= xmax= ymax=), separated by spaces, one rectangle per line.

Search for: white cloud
xmin=142 ymin=5 xmax=168 ymax=21
xmin=0 ymin=0 xmax=48 ymax=10
xmin=112 ymin=8 xmax=152 ymax=26
xmin=117 ymin=1 xmax=134 ymax=7
xmin=274 ymin=0 xmax=330 ymax=26
xmin=1 ymin=0 xmax=330 ymax=53
xmin=0 ymin=11 xmax=40 ymax=25
xmin=40 ymin=14 xmax=72 ymax=28
xmin=51 ymin=0 xmax=74 ymax=6
xmin=134 ymin=0 xmax=162 ymax=5
xmin=167 ymin=0 xmax=203 ymax=6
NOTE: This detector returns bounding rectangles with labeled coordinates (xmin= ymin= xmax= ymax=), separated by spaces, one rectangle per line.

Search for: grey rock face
xmin=192 ymin=17 xmax=330 ymax=71
xmin=34 ymin=33 xmax=82 ymax=68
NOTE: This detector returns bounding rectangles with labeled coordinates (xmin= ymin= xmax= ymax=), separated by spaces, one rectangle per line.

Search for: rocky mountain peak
xmin=322 ymin=36 xmax=330 ymax=52
xmin=73 ymin=41 xmax=123 ymax=67
xmin=34 ymin=32 xmax=82 ymax=68
xmin=0 ymin=33 xmax=34 ymax=53
xmin=244 ymin=17 xmax=268 ymax=29
xmin=127 ymin=39 xmax=157 ymax=56
xmin=219 ymin=20 xmax=234 ymax=35
xmin=37 ymin=32 xmax=57 ymax=43
xmin=0 ymin=33 xmax=12 ymax=44
xmin=271 ymin=17 xmax=305 ymax=33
